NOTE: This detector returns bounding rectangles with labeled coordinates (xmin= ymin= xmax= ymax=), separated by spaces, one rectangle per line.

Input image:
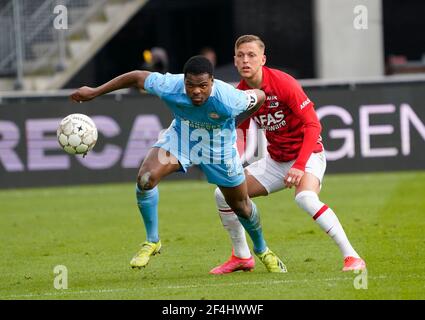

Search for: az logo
xmin=269 ymin=101 xmax=280 ymax=108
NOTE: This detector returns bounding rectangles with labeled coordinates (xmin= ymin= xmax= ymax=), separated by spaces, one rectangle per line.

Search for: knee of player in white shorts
xmin=295 ymin=190 xmax=323 ymax=215
xmin=214 ymin=188 xmax=230 ymax=210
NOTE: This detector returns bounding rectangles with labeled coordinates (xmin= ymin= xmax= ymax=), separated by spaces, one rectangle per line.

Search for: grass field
xmin=1 ymin=171 xmax=424 ymax=300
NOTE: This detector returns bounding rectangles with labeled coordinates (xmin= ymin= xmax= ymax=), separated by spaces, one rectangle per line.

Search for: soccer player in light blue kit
xmin=70 ymin=56 xmax=286 ymax=273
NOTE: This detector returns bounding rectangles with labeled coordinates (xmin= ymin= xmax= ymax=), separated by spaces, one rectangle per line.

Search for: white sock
xmin=214 ymin=188 xmax=251 ymax=259
xmin=295 ymin=191 xmax=360 ymax=259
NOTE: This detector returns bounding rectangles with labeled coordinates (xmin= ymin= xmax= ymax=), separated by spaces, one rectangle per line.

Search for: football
xmin=57 ymin=113 xmax=98 ymax=156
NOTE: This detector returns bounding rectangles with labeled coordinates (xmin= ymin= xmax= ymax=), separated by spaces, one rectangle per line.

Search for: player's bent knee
xmin=137 ymin=171 xmax=159 ymax=190
xmin=295 ymin=190 xmax=320 ymax=213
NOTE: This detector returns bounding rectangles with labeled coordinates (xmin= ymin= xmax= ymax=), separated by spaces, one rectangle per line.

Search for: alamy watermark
xmin=353 ymin=5 xmax=368 ymax=30
xmin=353 ymin=268 xmax=368 ymax=290
xmin=53 ymin=5 xmax=68 ymax=30
xmin=154 ymin=124 xmax=269 ymax=174
xmin=53 ymin=265 xmax=68 ymax=290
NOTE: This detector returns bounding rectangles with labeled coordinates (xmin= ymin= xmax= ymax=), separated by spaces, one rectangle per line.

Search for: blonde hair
xmin=235 ymin=35 xmax=265 ymax=52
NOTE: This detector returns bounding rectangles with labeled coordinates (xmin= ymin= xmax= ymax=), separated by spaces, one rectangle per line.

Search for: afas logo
xmin=254 ymin=110 xmax=286 ymax=130
xmin=300 ymin=98 xmax=311 ymax=110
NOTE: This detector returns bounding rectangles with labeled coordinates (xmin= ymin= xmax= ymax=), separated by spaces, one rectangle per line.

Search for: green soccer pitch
xmin=1 ymin=171 xmax=424 ymax=300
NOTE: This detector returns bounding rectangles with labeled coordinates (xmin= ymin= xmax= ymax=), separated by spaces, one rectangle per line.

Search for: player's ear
xmin=262 ymin=55 xmax=267 ymax=66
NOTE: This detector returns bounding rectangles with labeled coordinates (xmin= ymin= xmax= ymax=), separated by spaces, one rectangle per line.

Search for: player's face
xmin=184 ymin=73 xmax=213 ymax=106
xmin=234 ymin=42 xmax=266 ymax=80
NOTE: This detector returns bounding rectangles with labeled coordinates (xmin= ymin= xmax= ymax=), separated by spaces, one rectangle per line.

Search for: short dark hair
xmin=183 ymin=55 xmax=214 ymax=77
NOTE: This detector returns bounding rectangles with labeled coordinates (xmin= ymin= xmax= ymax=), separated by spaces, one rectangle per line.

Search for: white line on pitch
xmin=1 ymin=275 xmax=387 ymax=299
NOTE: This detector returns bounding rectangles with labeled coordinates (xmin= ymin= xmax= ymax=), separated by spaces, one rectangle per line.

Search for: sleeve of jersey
xmin=144 ymin=72 xmax=178 ymax=99
xmin=220 ymin=85 xmax=254 ymax=118
xmin=282 ymin=78 xmax=322 ymax=171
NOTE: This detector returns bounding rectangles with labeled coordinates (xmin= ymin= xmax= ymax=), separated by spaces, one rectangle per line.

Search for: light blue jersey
xmin=144 ymin=72 xmax=253 ymax=187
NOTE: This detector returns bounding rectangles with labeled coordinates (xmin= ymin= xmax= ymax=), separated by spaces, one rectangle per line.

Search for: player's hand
xmin=70 ymin=86 xmax=98 ymax=103
xmin=284 ymin=168 xmax=304 ymax=189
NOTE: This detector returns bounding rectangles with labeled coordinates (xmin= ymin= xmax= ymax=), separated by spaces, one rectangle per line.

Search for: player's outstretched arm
xmin=70 ymin=70 xmax=151 ymax=103
xmin=235 ymin=89 xmax=265 ymax=127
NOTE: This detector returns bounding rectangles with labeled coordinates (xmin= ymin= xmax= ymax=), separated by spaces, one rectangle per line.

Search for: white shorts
xmin=245 ymin=152 xmax=327 ymax=194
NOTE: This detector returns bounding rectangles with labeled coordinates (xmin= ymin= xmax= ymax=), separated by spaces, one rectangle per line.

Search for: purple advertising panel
xmin=0 ymin=94 xmax=203 ymax=189
xmin=1 ymin=80 xmax=425 ymax=189
xmin=307 ymin=81 xmax=425 ymax=173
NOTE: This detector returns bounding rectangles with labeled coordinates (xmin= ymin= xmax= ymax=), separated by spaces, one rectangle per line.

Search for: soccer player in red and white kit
xmin=210 ymin=35 xmax=366 ymax=274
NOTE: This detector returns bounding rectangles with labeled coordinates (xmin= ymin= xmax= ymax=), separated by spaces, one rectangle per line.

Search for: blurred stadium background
xmin=0 ymin=0 xmax=424 ymax=300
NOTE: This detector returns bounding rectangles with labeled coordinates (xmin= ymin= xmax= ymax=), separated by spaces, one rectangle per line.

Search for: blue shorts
xmin=153 ymin=126 xmax=245 ymax=188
